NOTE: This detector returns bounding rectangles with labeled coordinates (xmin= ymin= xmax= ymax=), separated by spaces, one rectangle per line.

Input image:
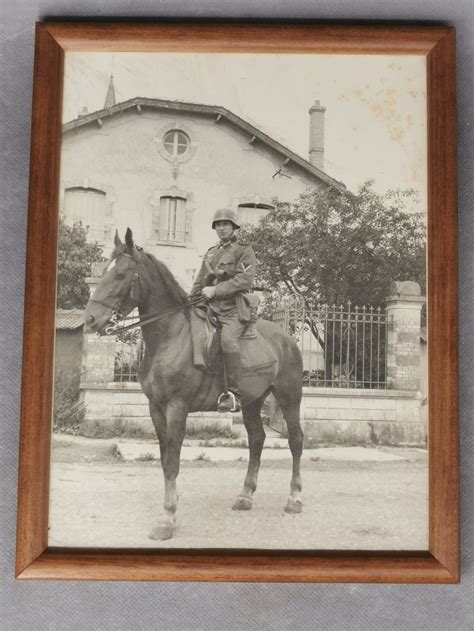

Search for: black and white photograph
xmin=49 ymin=50 xmax=428 ymax=550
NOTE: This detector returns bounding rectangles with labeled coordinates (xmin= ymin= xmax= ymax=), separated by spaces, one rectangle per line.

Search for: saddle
xmin=190 ymin=304 xmax=277 ymax=376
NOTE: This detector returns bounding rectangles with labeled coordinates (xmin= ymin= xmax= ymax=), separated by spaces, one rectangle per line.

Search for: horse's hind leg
xmin=273 ymin=384 xmax=304 ymax=514
xmin=232 ymin=395 xmax=266 ymax=511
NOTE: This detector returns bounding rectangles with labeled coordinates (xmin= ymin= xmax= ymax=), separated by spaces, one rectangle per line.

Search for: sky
xmin=63 ymin=52 xmax=427 ymax=210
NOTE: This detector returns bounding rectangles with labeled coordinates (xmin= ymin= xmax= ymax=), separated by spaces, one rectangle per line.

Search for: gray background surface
xmin=1 ymin=1 xmax=472 ymax=629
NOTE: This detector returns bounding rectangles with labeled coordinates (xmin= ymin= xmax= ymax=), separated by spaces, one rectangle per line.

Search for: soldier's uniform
xmin=189 ymin=210 xmax=256 ymax=411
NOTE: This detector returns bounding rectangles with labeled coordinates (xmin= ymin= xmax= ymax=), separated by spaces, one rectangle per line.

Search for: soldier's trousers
xmin=214 ymin=309 xmax=245 ymax=397
xmin=216 ymin=310 xmax=246 ymax=353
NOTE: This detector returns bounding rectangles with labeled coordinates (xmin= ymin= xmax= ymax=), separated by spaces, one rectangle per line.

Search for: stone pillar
xmin=81 ymin=262 xmax=116 ymax=387
xmin=385 ymin=281 xmax=425 ymax=391
xmin=80 ymin=271 xmax=117 ymax=429
xmin=81 ymin=334 xmax=116 ymax=386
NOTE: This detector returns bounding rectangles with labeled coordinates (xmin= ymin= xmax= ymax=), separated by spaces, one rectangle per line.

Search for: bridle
xmin=88 ymin=254 xmax=143 ymax=335
xmin=89 ymin=252 xmax=205 ymax=336
xmin=89 ymin=249 xmax=270 ymax=337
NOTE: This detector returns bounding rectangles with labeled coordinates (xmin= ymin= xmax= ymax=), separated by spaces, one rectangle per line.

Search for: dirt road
xmin=49 ymin=442 xmax=428 ymax=550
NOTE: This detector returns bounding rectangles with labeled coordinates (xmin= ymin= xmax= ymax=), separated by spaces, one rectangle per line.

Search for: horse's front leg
xmin=148 ymin=400 xmax=167 ymax=463
xmin=149 ymin=399 xmax=187 ymax=541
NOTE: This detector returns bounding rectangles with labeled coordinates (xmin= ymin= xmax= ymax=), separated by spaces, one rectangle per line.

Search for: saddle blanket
xmin=190 ymin=306 xmax=277 ymax=375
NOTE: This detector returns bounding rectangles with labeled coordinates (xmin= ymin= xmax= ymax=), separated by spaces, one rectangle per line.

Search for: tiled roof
xmin=62 ymin=97 xmax=346 ymax=192
xmin=56 ymin=309 xmax=85 ymax=330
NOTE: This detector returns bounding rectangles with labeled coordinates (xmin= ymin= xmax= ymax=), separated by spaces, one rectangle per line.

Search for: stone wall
xmin=78 ymin=282 xmax=426 ymax=446
xmin=270 ymin=387 xmax=425 ymax=446
xmin=80 ymin=382 xmax=232 ymax=438
xmin=80 ymin=381 xmax=425 ymax=446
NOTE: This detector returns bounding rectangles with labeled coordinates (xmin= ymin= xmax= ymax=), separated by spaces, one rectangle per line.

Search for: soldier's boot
xmin=218 ymin=352 xmax=242 ymax=413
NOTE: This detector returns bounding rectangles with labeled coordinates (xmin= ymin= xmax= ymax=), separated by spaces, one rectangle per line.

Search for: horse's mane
xmin=142 ymin=251 xmax=188 ymax=306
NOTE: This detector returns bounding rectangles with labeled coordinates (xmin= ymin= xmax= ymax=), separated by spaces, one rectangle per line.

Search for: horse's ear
xmin=125 ymin=227 xmax=134 ymax=253
xmin=114 ymin=230 xmax=122 ymax=247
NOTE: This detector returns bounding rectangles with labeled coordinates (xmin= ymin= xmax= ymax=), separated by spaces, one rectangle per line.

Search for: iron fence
xmin=273 ymin=298 xmax=389 ymax=389
xmin=112 ymin=298 xmax=389 ymax=389
xmin=114 ymin=327 xmax=144 ymax=382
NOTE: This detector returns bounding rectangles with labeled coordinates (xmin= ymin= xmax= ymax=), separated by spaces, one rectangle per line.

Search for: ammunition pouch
xmin=236 ymin=292 xmax=260 ymax=324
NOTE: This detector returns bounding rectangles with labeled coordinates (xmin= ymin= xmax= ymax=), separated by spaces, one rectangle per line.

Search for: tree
xmin=56 ymin=218 xmax=105 ymax=309
xmin=240 ymin=182 xmax=426 ymax=385
xmin=240 ymin=181 xmax=426 ymax=309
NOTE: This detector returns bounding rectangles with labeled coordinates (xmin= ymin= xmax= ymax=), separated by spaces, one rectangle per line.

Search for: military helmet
xmin=211 ymin=208 xmax=240 ymax=230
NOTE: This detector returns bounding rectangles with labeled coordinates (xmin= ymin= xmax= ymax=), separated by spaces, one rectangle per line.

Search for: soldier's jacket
xmin=190 ymin=236 xmax=256 ymax=316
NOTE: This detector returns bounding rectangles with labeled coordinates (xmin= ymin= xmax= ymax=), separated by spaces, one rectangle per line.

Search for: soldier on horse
xmin=84 ymin=226 xmax=304 ymax=540
xmin=189 ymin=208 xmax=256 ymax=413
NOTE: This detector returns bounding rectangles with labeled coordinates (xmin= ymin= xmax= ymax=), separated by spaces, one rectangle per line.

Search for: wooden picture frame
xmin=16 ymin=22 xmax=459 ymax=583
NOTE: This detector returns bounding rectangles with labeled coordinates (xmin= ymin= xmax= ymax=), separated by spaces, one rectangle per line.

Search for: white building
xmin=60 ymin=77 xmax=345 ymax=291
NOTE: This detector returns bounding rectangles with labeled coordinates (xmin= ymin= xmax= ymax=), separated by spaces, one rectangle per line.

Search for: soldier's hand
xmin=202 ymin=286 xmax=217 ymax=300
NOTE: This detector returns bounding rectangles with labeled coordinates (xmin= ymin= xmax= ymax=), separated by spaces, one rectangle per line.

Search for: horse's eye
xmin=115 ymin=272 xmax=125 ymax=280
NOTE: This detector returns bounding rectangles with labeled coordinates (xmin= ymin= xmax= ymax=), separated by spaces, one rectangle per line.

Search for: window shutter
xmin=185 ymin=207 xmax=194 ymax=242
xmin=64 ymin=187 xmax=106 ymax=244
xmin=175 ymin=199 xmax=186 ymax=241
xmin=159 ymin=197 xmax=170 ymax=240
xmin=155 ymin=195 xmax=189 ymax=242
xmin=152 ymin=203 xmax=161 ymax=240
xmin=237 ymin=202 xmax=273 ymax=227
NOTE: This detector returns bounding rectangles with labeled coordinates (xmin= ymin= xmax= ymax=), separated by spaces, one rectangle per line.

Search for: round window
xmin=163 ymin=130 xmax=190 ymax=157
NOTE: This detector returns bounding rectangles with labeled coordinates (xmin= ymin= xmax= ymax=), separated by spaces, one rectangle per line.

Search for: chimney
xmin=308 ymin=100 xmax=326 ymax=170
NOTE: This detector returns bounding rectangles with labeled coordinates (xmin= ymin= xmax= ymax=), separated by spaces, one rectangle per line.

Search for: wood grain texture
xmin=16 ymin=22 xmax=459 ymax=583
xmin=45 ymin=22 xmax=450 ymax=54
xmin=18 ymin=550 xmax=457 ymax=583
xmin=15 ymin=24 xmax=63 ymax=578
xmin=427 ymin=28 xmax=460 ymax=580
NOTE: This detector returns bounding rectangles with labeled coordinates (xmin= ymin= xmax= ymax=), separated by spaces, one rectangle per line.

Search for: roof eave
xmin=62 ymin=97 xmax=346 ymax=191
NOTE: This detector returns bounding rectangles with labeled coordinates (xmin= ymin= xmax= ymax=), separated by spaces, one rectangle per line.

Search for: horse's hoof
xmin=284 ymin=498 xmax=303 ymax=514
xmin=149 ymin=523 xmax=175 ymax=540
xmin=232 ymin=496 xmax=253 ymax=511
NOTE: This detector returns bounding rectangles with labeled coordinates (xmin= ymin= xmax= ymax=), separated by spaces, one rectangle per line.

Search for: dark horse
xmin=84 ymin=229 xmax=304 ymax=540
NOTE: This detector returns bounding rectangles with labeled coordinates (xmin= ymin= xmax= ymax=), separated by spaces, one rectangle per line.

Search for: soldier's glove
xmin=202 ymin=286 xmax=217 ymax=301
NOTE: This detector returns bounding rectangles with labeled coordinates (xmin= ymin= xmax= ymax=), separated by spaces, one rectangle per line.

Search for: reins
xmin=103 ymin=296 xmax=207 ymax=336
xmin=95 ymin=242 xmax=271 ymax=337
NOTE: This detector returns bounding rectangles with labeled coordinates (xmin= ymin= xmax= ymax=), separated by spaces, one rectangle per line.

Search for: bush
xmin=184 ymin=424 xmax=239 ymax=440
xmin=53 ymin=373 xmax=86 ymax=434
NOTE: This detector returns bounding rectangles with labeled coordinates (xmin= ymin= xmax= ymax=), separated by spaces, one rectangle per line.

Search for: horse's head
xmin=84 ymin=228 xmax=143 ymax=335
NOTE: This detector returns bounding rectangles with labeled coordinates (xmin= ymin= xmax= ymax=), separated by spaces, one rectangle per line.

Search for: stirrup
xmin=217 ymin=391 xmax=241 ymax=413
